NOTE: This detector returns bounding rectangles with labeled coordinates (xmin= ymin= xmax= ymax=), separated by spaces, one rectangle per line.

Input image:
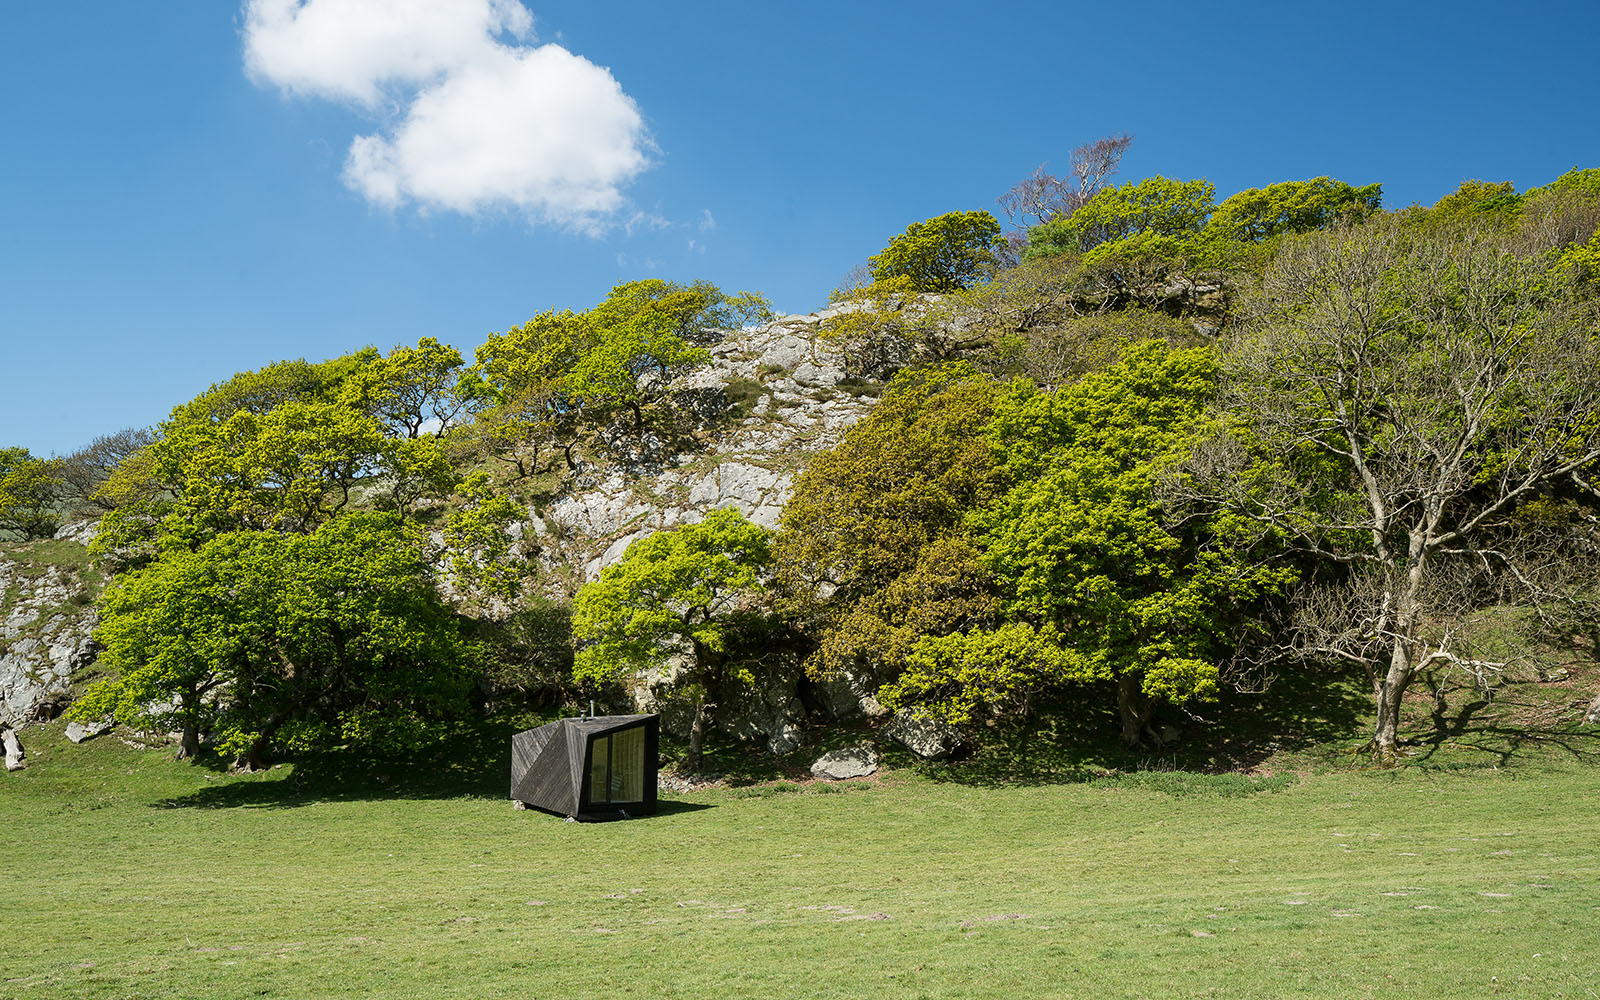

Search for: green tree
xmin=338 ymin=337 xmax=468 ymax=438
xmin=566 ymin=284 xmax=712 ymax=431
xmin=1027 ymin=177 xmax=1215 ymax=258
xmin=0 ymin=447 xmax=63 ymax=539
xmin=778 ymin=364 xmax=1006 ymax=689
xmin=95 ymin=398 xmax=453 ymax=559
xmin=466 ymin=279 xmax=760 ymax=451
xmin=1189 ymin=218 xmax=1600 ymax=762
xmin=888 ymin=342 xmax=1289 ymax=742
xmin=572 ymin=508 xmax=775 ymax=771
xmin=869 ymin=211 xmax=1003 ymax=292
xmin=1209 ymin=177 xmax=1382 ymax=243
xmin=73 ymin=512 xmax=471 ymax=768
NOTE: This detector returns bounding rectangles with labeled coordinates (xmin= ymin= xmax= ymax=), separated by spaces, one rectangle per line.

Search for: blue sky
xmin=3 ymin=0 xmax=1598 ymax=455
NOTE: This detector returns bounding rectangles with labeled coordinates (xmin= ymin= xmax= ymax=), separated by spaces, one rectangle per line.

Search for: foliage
xmin=167 ymin=353 xmax=373 ymax=427
xmin=337 ymin=337 xmax=468 ymax=438
xmin=1518 ymin=167 xmax=1600 ymax=252
xmin=1424 ymin=179 xmax=1523 ymax=231
xmin=0 ymin=447 xmax=64 ymax=539
xmin=1189 ymin=217 xmax=1600 ymax=760
xmin=868 ymin=210 xmax=1003 ymax=292
xmin=879 ymin=342 xmax=1291 ymax=741
xmin=53 ymin=427 xmax=154 ymax=514
xmin=1208 ymin=177 xmax=1382 ymax=242
xmin=94 ymin=397 xmax=454 ymax=560
xmin=1027 ymin=177 xmax=1215 ymax=258
xmin=470 ymin=597 xmax=577 ymax=705
xmin=442 ymin=471 xmax=527 ymax=603
xmin=982 ymin=307 xmax=1199 ymax=390
xmin=72 ymin=512 xmax=471 ymax=767
xmin=572 ymin=508 xmax=775 ymax=769
xmin=466 ymin=279 xmax=763 ymax=456
xmin=779 ymin=363 xmax=1005 ymax=608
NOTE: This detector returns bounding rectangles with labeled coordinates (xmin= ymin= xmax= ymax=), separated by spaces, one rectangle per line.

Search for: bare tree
xmin=1183 ymin=219 xmax=1600 ymax=761
xmin=56 ymin=426 xmax=155 ymax=512
xmin=997 ymin=133 xmax=1134 ymax=231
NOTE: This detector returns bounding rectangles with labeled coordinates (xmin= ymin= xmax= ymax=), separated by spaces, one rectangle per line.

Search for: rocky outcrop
xmin=501 ymin=313 xmax=891 ymax=752
xmin=0 ymin=540 xmax=100 ymax=730
xmin=529 ymin=312 xmax=879 ymax=585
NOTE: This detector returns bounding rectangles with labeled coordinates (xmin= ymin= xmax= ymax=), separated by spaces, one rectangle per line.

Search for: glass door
xmin=587 ymin=727 xmax=644 ymax=804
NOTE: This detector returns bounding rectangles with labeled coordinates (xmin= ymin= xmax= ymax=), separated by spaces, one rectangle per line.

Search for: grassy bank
xmin=3 ymin=714 xmax=1597 ymax=999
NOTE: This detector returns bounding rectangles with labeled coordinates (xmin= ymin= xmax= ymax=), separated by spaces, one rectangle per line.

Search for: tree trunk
xmin=1371 ymin=644 xmax=1414 ymax=765
xmin=1116 ymin=674 xmax=1154 ymax=747
xmin=1371 ymin=540 xmax=1427 ymax=765
xmin=175 ymin=723 xmax=200 ymax=761
xmin=686 ymin=696 xmax=709 ymax=775
xmin=238 ymin=735 xmax=271 ymax=773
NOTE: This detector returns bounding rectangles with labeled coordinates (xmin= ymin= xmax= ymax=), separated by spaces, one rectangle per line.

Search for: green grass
xmin=3 ymin=710 xmax=1598 ymax=1000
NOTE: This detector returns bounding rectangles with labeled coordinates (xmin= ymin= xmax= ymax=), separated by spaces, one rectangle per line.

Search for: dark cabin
xmin=509 ymin=714 xmax=659 ymax=819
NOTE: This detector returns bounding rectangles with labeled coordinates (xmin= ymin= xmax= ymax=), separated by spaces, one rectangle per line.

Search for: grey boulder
xmin=810 ymin=744 xmax=878 ymax=780
xmin=884 ymin=710 xmax=965 ymax=760
xmin=65 ymin=719 xmax=111 ymax=744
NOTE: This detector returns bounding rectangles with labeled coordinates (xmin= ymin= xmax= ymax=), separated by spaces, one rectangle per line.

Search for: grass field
xmin=4 ymin=691 xmax=1598 ymax=1000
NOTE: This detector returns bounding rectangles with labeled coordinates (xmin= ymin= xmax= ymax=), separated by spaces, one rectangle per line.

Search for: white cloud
xmin=243 ymin=0 xmax=651 ymax=229
xmin=623 ymin=209 xmax=672 ymax=238
xmin=698 ymin=208 xmax=717 ymax=231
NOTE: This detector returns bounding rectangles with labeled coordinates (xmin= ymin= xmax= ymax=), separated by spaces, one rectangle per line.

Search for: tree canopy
xmin=869 ymin=211 xmax=1004 ymax=292
xmin=1187 ymin=217 xmax=1600 ymax=760
xmin=573 ymin=508 xmax=775 ymax=770
xmin=0 ymin=447 xmax=63 ymax=539
xmin=72 ymin=512 xmax=471 ymax=768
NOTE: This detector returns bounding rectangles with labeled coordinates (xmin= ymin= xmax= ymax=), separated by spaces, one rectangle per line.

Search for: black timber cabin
xmin=510 ymin=714 xmax=659 ymax=819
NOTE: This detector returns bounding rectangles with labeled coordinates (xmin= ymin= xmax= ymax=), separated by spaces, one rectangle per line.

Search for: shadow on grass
xmin=157 ymin=713 xmax=548 ymax=810
xmin=914 ymin=665 xmax=1373 ymax=789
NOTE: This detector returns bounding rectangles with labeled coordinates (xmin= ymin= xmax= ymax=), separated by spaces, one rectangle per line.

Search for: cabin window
xmin=587 ymin=726 xmax=645 ymax=804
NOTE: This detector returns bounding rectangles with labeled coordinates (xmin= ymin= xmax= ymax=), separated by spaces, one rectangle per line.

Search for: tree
xmin=1188 ymin=218 xmax=1600 ymax=762
xmin=880 ymin=342 xmax=1289 ymax=742
xmin=0 ymin=447 xmax=63 ymax=539
xmin=566 ymin=285 xmax=712 ymax=431
xmin=1209 ymin=177 xmax=1382 ymax=243
xmin=95 ymin=398 xmax=453 ymax=560
xmin=778 ymin=364 xmax=1006 ymax=691
xmin=997 ymin=134 xmax=1134 ymax=230
xmin=1027 ymin=177 xmax=1215 ymax=259
xmin=572 ymin=508 xmax=774 ymax=771
xmin=338 ymin=337 xmax=468 ymax=439
xmin=55 ymin=427 xmax=154 ymax=514
xmin=72 ymin=512 xmax=471 ymax=768
xmin=465 ymin=279 xmax=760 ymax=450
xmin=869 ymin=211 xmax=1003 ymax=292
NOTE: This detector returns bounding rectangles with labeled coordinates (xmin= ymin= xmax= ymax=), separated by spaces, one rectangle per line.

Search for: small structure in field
xmin=510 ymin=714 xmax=659 ymax=819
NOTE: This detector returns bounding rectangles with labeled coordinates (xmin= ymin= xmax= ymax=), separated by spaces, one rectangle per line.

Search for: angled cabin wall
xmin=510 ymin=714 xmax=658 ymax=819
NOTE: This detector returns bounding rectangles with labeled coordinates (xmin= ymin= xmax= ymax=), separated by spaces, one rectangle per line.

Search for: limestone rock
xmin=810 ymin=744 xmax=878 ymax=780
xmin=884 ymin=710 xmax=965 ymax=760
xmin=1 ymin=553 xmax=100 ymax=729
xmin=1585 ymin=691 xmax=1600 ymax=726
xmin=65 ymin=719 xmax=111 ymax=744
xmin=3 ymin=728 xmax=24 ymax=771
